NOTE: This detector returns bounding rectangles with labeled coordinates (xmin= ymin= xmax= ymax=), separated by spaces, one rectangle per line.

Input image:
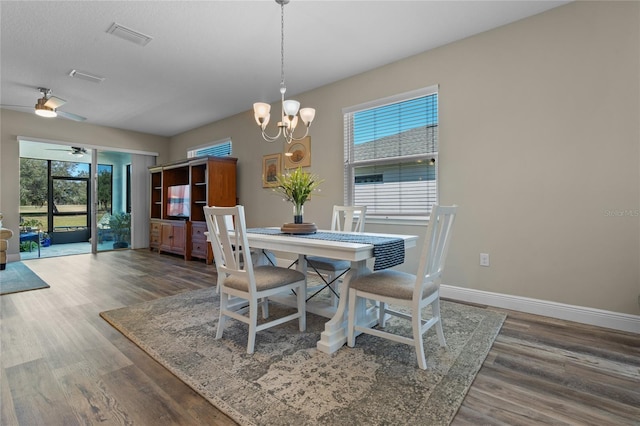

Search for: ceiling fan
xmin=1 ymin=87 xmax=86 ymax=121
xmin=46 ymin=146 xmax=88 ymax=157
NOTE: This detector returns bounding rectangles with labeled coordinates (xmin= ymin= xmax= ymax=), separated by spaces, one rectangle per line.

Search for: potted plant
xmin=109 ymin=212 xmax=131 ymax=249
xmin=20 ymin=218 xmax=43 ymax=233
xmin=40 ymin=232 xmax=51 ymax=247
xmin=273 ymin=167 xmax=323 ymax=224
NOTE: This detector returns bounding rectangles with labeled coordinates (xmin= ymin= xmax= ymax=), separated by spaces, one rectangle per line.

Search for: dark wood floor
xmin=1 ymin=250 xmax=638 ymax=425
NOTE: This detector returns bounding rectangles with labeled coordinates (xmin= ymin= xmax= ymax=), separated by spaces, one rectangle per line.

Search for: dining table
xmin=243 ymin=227 xmax=418 ymax=355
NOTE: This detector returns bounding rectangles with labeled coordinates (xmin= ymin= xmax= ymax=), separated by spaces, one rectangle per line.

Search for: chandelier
xmin=253 ymin=0 xmax=315 ymax=146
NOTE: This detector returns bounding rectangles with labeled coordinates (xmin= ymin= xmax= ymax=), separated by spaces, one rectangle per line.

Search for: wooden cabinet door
xmin=159 ymin=221 xmax=186 ymax=256
xmin=171 ymin=223 xmax=186 ymax=252
xmin=155 ymin=220 xmax=187 ymax=257
xmin=159 ymin=223 xmax=174 ymax=252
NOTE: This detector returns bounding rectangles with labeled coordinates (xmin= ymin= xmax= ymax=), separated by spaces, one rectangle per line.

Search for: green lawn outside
xmin=20 ymin=205 xmax=109 ymax=229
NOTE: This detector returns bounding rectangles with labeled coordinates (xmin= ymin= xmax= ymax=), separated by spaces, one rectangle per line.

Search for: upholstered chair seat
xmin=349 ymin=270 xmax=438 ymax=300
xmin=224 ymin=265 xmax=305 ymax=292
xmin=304 ymin=257 xmax=350 ymax=273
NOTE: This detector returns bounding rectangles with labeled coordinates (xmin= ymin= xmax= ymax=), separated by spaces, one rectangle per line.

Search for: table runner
xmin=247 ymin=228 xmax=405 ymax=271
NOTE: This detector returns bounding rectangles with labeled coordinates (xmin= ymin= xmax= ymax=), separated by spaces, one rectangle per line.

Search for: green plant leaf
xmin=272 ymin=167 xmax=324 ymax=208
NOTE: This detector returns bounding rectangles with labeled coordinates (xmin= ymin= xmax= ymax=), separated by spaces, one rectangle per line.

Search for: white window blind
xmin=344 ymin=86 xmax=438 ymax=218
xmin=188 ymin=138 xmax=232 ymax=158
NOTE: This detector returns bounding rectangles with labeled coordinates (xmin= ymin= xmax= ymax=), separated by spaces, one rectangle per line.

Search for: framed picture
xmin=284 ymin=136 xmax=311 ymax=169
xmin=262 ymin=153 xmax=281 ymax=187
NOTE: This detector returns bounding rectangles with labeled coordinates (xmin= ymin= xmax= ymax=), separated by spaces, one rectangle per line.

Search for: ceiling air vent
xmin=69 ymin=70 xmax=105 ymax=84
xmin=106 ymin=22 xmax=153 ymax=46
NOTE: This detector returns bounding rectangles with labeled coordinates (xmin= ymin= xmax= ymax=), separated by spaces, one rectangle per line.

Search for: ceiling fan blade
xmin=0 ymin=104 xmax=32 ymax=110
xmin=56 ymin=110 xmax=87 ymax=122
xmin=44 ymin=95 xmax=66 ymax=109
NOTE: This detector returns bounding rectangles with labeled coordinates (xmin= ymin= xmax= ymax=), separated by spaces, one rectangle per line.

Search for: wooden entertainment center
xmin=149 ymin=156 xmax=237 ymax=263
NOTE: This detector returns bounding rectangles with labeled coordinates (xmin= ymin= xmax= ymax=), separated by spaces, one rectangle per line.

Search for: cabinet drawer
xmin=191 ymin=241 xmax=208 ymax=257
xmin=150 ymin=221 xmax=161 ymax=248
xmin=191 ymin=222 xmax=208 ymax=242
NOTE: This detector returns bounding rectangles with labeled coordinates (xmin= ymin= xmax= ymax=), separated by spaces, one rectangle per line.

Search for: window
xmin=97 ymin=164 xmax=113 ymax=215
xmin=343 ymin=85 xmax=438 ymax=219
xmin=20 ymin=158 xmax=113 ymax=235
xmin=187 ymin=138 xmax=232 ymax=158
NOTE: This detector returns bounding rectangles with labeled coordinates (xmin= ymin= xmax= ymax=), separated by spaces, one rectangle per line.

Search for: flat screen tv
xmin=167 ymin=185 xmax=190 ymax=218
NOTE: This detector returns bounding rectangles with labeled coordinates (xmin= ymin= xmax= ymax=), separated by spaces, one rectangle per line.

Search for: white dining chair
xmin=206 ymin=214 xmax=240 ymax=294
xmin=305 ymin=205 xmax=367 ymax=304
xmin=347 ymin=205 xmax=457 ymax=369
xmin=204 ymin=205 xmax=306 ymax=354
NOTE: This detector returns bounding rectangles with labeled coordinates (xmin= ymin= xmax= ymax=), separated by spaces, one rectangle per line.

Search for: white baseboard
xmin=440 ymin=284 xmax=640 ymax=334
xmin=218 ymin=255 xmax=640 ymax=334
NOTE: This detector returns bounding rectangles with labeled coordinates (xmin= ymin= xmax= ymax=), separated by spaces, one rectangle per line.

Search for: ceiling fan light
xmin=35 ymin=106 xmax=57 ymax=118
xmin=35 ymin=97 xmax=57 ymax=118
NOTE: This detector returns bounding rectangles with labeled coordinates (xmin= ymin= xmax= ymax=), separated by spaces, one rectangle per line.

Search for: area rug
xmin=101 ymin=286 xmax=506 ymax=425
xmin=0 ymin=261 xmax=50 ymax=295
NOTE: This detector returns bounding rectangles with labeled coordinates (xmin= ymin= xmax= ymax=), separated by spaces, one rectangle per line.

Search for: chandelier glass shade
xmin=253 ymin=0 xmax=315 ymax=146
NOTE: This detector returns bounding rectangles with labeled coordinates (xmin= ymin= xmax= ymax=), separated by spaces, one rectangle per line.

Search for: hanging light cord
xmin=280 ymin=1 xmax=286 ymax=95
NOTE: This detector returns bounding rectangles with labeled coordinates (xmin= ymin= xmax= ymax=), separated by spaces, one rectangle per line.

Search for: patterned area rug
xmin=0 ymin=262 xmax=50 ymax=295
xmin=101 ymin=285 xmax=505 ymax=425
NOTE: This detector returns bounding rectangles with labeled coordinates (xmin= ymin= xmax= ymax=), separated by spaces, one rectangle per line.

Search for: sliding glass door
xmin=20 ymin=139 xmax=155 ymax=259
xmin=50 ymin=161 xmax=91 ymax=244
xmin=92 ymin=149 xmax=132 ymax=253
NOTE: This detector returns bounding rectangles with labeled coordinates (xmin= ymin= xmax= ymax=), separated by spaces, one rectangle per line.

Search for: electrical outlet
xmin=480 ymin=253 xmax=490 ymax=267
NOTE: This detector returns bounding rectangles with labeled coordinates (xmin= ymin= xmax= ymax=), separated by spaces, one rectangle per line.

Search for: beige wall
xmin=0 ymin=108 xmax=170 ymax=258
xmin=1 ymin=2 xmax=637 ymax=316
xmin=171 ymin=1 xmax=640 ymax=315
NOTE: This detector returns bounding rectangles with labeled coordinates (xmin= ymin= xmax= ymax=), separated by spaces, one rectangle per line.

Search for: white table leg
xmin=296 ymin=253 xmax=308 ymax=299
xmin=317 ymin=260 xmax=375 ymax=354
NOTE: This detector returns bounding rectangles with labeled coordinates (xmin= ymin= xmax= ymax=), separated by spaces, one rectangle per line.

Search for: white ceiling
xmin=1 ymin=0 xmax=569 ymax=137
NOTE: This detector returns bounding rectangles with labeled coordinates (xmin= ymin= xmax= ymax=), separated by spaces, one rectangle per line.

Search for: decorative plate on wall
xmin=284 ymin=136 xmax=311 ymax=169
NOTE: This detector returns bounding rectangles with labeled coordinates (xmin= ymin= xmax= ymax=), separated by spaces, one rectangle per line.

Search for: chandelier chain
xmin=280 ymin=1 xmax=285 ymax=89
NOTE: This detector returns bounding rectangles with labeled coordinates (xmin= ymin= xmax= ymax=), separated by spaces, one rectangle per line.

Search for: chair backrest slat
xmin=416 ymin=205 xmax=457 ymax=296
xmin=204 ymin=205 xmax=256 ymax=293
xmin=331 ymin=205 xmax=367 ymax=233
